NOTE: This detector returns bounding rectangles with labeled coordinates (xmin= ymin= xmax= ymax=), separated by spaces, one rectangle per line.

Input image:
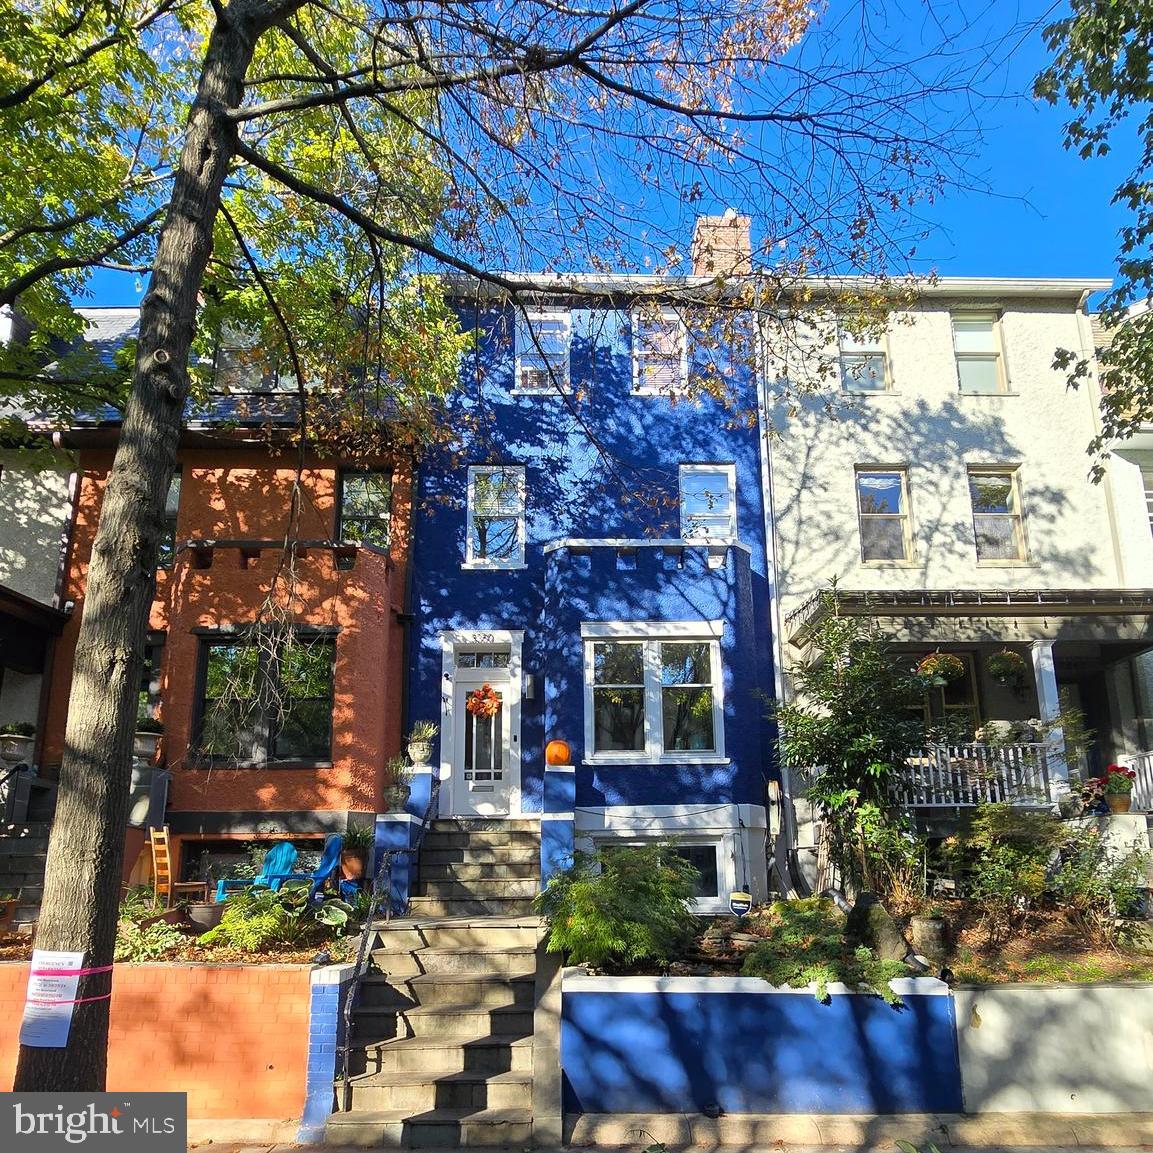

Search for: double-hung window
xmin=197 ymin=632 xmax=335 ymax=764
xmin=968 ymin=468 xmax=1026 ymax=562
xmin=583 ymin=621 xmax=725 ymax=762
xmin=337 ymin=470 xmax=391 ymax=549
xmin=157 ymin=470 xmax=181 ymax=569
xmin=855 ymin=468 xmax=912 ymax=561
xmin=679 ymin=464 xmax=736 ymax=541
xmin=952 ymin=313 xmax=1006 ymax=394
xmin=633 ymin=308 xmax=687 ymax=393
xmin=466 ymin=465 xmax=526 ymax=568
xmin=838 ymin=323 xmax=888 ymax=392
xmin=515 ymin=309 xmax=570 ymax=391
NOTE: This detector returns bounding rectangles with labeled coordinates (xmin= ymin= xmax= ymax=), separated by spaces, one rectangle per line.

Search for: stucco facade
xmin=409 ymin=292 xmax=776 ymax=906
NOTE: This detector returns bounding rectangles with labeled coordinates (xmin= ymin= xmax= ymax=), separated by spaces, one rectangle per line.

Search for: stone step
xmin=421 ymin=845 xmax=540 ymax=866
xmin=419 ymin=860 xmax=539 ymax=881
xmin=343 ymin=1070 xmax=533 ymax=1113
xmin=369 ymin=919 xmax=540 ymax=952
xmin=413 ymin=878 xmax=540 ymax=900
xmin=429 ymin=818 xmax=540 ymax=834
xmin=351 ymin=1034 xmax=533 ymax=1077
xmin=420 ymin=830 xmax=539 ymax=851
xmin=352 ymin=1004 xmax=534 ymax=1043
xmin=371 ymin=946 xmax=537 ymax=979
xmin=406 ymin=896 xmax=537 ymax=918
xmin=360 ymin=973 xmax=535 ymax=1011
xmin=325 ymin=1106 xmax=533 ymax=1148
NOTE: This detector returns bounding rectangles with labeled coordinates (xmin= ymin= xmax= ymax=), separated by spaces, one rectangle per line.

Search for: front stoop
xmin=327 ymin=818 xmax=542 ymax=1148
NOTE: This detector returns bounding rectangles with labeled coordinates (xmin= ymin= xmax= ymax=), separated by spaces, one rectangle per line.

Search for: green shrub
xmin=115 ymin=916 xmax=185 ymax=962
xmin=199 ymin=882 xmax=353 ymax=952
xmin=534 ymin=842 xmax=698 ymax=968
xmin=1051 ymin=825 xmax=1148 ymax=946
xmin=740 ymin=897 xmax=909 ymax=1005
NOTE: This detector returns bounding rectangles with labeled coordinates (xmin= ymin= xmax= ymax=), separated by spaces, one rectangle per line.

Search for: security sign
xmin=729 ymin=890 xmax=752 ymax=917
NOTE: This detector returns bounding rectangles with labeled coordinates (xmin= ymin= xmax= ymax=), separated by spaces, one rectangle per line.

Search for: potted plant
xmin=0 ymin=891 xmax=19 ymax=931
xmin=185 ymin=896 xmax=225 ymax=931
xmin=384 ymin=754 xmax=412 ymax=811
xmin=916 ymin=652 xmax=966 ymax=685
xmin=0 ymin=722 xmax=35 ymax=762
xmin=986 ymin=648 xmax=1027 ymax=686
xmin=1102 ymin=763 xmax=1137 ymax=814
xmin=406 ymin=720 xmax=438 ymax=766
xmin=340 ymin=822 xmax=374 ymax=883
xmin=133 ymin=716 xmax=163 ymax=760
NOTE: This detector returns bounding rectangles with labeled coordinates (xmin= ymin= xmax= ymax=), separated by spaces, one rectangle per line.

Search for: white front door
xmin=441 ymin=638 xmax=522 ymax=817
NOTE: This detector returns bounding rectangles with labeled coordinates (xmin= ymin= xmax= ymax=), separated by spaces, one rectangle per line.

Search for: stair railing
xmin=335 ymin=777 xmax=441 ymax=1114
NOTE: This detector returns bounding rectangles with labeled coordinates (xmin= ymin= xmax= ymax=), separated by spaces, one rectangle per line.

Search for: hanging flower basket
xmin=917 ymin=652 xmax=966 ymax=684
xmin=986 ymin=648 xmax=1027 ymax=684
xmin=466 ymin=683 xmax=501 ymax=719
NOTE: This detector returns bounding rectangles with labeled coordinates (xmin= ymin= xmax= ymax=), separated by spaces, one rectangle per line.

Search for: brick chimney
xmin=691 ymin=210 xmax=752 ymax=276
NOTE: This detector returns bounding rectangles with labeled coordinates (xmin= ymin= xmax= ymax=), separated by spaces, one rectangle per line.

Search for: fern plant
xmin=534 ymin=842 xmax=698 ymax=968
xmin=199 ymin=881 xmax=353 ymax=952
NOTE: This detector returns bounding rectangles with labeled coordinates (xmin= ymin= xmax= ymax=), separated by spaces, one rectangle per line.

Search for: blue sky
xmin=84 ymin=1 xmax=1134 ymax=308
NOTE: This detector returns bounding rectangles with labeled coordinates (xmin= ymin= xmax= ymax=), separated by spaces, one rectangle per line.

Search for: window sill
xmin=860 ymin=559 xmax=920 ymax=568
xmin=631 ymin=386 xmax=688 ymax=397
xmin=189 ymin=759 xmax=335 ymax=771
xmin=975 ymin=559 xmax=1036 ymax=568
xmin=957 ymin=391 xmax=1019 ymax=398
xmin=510 ymin=387 xmax=567 ymax=397
xmin=461 ymin=561 xmax=529 ymax=572
xmin=583 ymin=755 xmax=731 ymax=767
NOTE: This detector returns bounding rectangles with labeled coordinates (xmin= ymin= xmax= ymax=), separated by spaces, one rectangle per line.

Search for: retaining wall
xmin=0 ymin=963 xmax=312 ymax=1121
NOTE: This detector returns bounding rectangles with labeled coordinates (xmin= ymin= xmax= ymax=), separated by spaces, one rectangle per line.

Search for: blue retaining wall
xmin=299 ymin=963 xmax=357 ymax=1141
xmin=561 ymin=977 xmax=963 ymax=1115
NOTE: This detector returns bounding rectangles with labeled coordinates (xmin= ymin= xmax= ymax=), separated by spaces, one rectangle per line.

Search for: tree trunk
xmin=14 ymin=0 xmax=302 ymax=1092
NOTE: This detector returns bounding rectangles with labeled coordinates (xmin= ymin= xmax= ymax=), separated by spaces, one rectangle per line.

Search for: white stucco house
xmin=761 ymin=278 xmax=1153 ymax=854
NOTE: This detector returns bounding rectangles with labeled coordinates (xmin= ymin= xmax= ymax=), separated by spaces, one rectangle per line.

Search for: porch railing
xmin=893 ymin=743 xmax=1053 ymax=808
xmin=1115 ymin=751 xmax=1153 ymax=810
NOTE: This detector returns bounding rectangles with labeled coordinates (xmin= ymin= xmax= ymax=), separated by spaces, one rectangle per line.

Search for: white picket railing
xmin=1115 ymin=750 xmax=1153 ymax=810
xmin=893 ymin=743 xmax=1053 ymax=808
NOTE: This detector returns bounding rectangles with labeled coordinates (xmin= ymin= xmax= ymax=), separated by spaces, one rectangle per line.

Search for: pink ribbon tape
xmin=27 ymin=993 xmax=112 ymax=1006
xmin=31 ymin=964 xmax=114 ymax=977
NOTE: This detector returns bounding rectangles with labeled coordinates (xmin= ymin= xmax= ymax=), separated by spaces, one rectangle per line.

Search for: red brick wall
xmin=0 ymin=963 xmax=312 ymax=1119
xmin=43 ymin=445 xmax=413 ymax=817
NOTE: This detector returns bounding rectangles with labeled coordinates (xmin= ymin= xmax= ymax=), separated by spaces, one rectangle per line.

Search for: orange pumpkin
xmin=545 ymin=739 xmax=572 ymax=766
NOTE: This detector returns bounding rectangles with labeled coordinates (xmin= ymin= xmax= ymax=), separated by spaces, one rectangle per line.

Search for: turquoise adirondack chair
xmin=215 ymin=841 xmax=300 ymax=902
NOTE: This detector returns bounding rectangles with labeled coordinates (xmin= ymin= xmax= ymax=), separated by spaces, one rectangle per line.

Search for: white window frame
xmin=838 ymin=321 xmax=889 ymax=392
xmin=855 ymin=467 xmax=913 ymax=563
xmin=1142 ymin=467 xmax=1153 ymax=541
xmin=465 ymin=465 xmax=526 ymax=569
xmin=581 ymin=620 xmax=726 ymax=765
xmin=967 ymin=466 xmax=1028 ymax=564
xmin=514 ymin=308 xmax=571 ymax=393
xmin=632 ymin=308 xmax=688 ymax=394
xmin=952 ymin=312 xmax=1008 ymax=395
xmin=679 ymin=463 xmax=737 ymax=542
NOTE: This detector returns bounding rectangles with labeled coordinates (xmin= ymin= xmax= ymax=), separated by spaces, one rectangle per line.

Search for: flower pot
xmin=132 ymin=731 xmax=161 ymax=760
xmin=186 ymin=901 xmax=225 ymax=932
xmin=0 ymin=899 xmax=18 ymax=931
xmin=340 ymin=848 xmax=368 ymax=881
xmin=0 ymin=734 xmax=34 ymax=762
xmin=1107 ymin=793 xmax=1133 ymax=814
xmin=407 ymin=740 xmax=432 ymax=766
xmin=385 ymin=783 xmax=411 ymax=812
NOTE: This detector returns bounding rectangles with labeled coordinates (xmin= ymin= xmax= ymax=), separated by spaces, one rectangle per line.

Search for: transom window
xmin=679 ymin=464 xmax=736 ymax=541
xmin=337 ymin=470 xmax=391 ymax=549
xmin=855 ymin=469 xmax=911 ymax=562
xmin=515 ymin=309 xmax=570 ymax=391
xmin=633 ymin=309 xmax=687 ymax=393
xmin=196 ymin=633 xmax=335 ymax=764
xmin=583 ymin=623 xmax=725 ymax=762
xmin=456 ymin=650 xmax=511 ymax=669
xmin=969 ymin=468 xmax=1026 ymax=562
xmin=466 ymin=466 xmax=526 ymax=568
xmin=952 ymin=313 xmax=1006 ymax=395
xmin=838 ymin=323 xmax=888 ymax=392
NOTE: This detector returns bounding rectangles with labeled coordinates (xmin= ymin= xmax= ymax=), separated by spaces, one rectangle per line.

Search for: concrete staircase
xmin=0 ymin=822 xmax=50 ymax=934
xmin=326 ymin=818 xmax=542 ymax=1147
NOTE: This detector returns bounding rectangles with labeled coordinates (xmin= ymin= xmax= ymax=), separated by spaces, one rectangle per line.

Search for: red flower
xmin=1106 ymin=764 xmax=1137 ymax=780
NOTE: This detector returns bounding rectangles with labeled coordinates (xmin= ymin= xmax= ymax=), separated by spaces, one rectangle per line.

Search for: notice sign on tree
xmin=19 ymin=951 xmax=86 ymax=1048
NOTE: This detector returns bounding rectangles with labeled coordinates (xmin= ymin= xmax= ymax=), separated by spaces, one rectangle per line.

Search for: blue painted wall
xmin=409 ymin=299 xmax=775 ymax=812
xmin=562 ymin=987 xmax=963 ymax=1114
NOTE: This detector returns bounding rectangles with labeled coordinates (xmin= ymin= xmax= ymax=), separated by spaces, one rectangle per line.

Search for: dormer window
xmin=633 ymin=309 xmax=687 ymax=393
xmin=515 ymin=309 xmax=570 ymax=392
